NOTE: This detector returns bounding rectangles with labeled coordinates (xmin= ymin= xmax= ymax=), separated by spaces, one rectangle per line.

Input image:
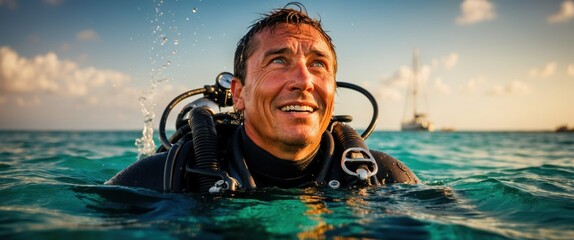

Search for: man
xmin=107 ymin=3 xmax=419 ymax=193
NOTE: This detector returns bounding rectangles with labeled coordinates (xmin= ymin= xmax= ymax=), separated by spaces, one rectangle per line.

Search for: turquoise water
xmin=1 ymin=130 xmax=573 ymax=239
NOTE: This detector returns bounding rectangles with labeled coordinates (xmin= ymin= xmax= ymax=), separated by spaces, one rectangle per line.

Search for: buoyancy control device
xmin=158 ymin=72 xmax=381 ymax=194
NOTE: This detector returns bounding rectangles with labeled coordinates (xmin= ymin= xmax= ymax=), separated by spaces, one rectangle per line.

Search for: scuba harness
xmin=158 ymin=72 xmax=381 ymax=194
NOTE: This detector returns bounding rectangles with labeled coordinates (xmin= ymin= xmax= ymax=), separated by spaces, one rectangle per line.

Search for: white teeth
xmin=280 ymin=105 xmax=314 ymax=112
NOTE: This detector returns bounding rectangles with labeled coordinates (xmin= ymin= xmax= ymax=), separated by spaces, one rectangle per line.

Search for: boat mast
xmin=412 ymin=48 xmax=419 ymax=118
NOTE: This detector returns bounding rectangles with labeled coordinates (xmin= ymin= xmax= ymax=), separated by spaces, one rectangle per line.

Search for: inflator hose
xmin=331 ymin=122 xmax=369 ymax=151
xmin=331 ymin=122 xmax=380 ymax=186
xmin=189 ymin=107 xmax=221 ymax=193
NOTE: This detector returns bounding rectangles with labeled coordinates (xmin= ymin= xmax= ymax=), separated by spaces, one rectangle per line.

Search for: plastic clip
xmin=341 ymin=147 xmax=378 ymax=181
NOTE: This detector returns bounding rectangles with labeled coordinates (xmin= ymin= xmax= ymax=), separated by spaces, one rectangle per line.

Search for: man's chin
xmin=278 ymin=128 xmax=321 ymax=145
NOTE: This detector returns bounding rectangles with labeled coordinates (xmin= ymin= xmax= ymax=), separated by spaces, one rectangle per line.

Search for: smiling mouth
xmin=280 ymin=105 xmax=315 ymax=113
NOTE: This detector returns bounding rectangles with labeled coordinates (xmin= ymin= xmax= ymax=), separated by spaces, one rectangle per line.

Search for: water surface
xmin=1 ymin=131 xmax=573 ymax=239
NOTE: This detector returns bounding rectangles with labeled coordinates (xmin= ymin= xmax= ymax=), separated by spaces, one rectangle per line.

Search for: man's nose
xmin=289 ymin=61 xmax=314 ymax=92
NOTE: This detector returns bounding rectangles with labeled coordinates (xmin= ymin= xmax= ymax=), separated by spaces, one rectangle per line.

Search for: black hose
xmin=230 ymin=127 xmax=256 ymax=189
xmin=315 ymin=131 xmax=335 ymax=183
xmin=331 ymin=122 xmax=368 ymax=151
xmin=336 ymin=81 xmax=378 ymax=140
xmin=189 ymin=107 xmax=220 ymax=193
xmin=331 ymin=122 xmax=380 ymax=186
xmin=159 ymin=88 xmax=207 ymax=150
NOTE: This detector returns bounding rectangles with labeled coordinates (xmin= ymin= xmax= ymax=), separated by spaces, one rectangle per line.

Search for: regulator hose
xmin=159 ymin=87 xmax=207 ymax=150
xmin=336 ymin=82 xmax=378 ymax=140
xmin=188 ymin=107 xmax=221 ymax=193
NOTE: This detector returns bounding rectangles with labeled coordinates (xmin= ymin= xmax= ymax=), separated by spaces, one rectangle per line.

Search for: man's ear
xmin=231 ymin=77 xmax=244 ymax=111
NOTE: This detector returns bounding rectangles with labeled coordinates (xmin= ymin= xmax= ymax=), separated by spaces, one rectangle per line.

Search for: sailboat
xmin=401 ymin=49 xmax=435 ymax=132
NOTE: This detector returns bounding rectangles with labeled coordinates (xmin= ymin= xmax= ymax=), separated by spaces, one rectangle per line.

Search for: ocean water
xmin=1 ymin=130 xmax=573 ymax=239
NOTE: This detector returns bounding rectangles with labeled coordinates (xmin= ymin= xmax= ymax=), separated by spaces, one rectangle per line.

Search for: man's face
xmin=232 ymin=23 xmax=336 ymax=159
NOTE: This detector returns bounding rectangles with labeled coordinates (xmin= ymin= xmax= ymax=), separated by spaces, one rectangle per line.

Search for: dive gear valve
xmin=209 ymin=178 xmax=240 ymax=194
xmin=341 ymin=147 xmax=378 ymax=180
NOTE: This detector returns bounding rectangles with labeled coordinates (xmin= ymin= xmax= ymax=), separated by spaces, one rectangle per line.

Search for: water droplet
xmin=174 ymin=39 xmax=179 ymax=45
xmin=186 ymin=17 xmax=190 ymax=21
xmin=192 ymin=7 xmax=197 ymax=13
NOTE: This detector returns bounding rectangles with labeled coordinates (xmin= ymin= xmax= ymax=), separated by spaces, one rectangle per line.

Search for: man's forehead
xmin=254 ymin=24 xmax=331 ymax=52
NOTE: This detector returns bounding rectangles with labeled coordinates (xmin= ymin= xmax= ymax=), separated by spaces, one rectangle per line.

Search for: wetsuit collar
xmin=240 ymin=128 xmax=320 ymax=188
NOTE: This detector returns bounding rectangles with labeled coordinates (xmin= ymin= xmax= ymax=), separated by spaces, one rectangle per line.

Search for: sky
xmin=1 ymin=0 xmax=573 ymax=131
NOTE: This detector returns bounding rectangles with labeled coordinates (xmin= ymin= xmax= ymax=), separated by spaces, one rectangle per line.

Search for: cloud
xmin=442 ymin=53 xmax=459 ymax=70
xmin=528 ymin=62 xmax=557 ymax=78
xmin=0 ymin=46 xmax=130 ymax=98
xmin=432 ymin=52 xmax=459 ymax=70
xmin=377 ymin=87 xmax=403 ymax=101
xmin=463 ymin=76 xmax=486 ymax=93
xmin=456 ymin=0 xmax=496 ymax=25
xmin=15 ymin=96 xmax=41 ymax=107
xmin=487 ymin=80 xmax=530 ymax=96
xmin=76 ymin=29 xmax=100 ymax=42
xmin=379 ymin=51 xmax=459 ymax=100
xmin=1 ymin=0 xmax=64 ymax=9
xmin=432 ymin=78 xmax=452 ymax=94
xmin=382 ymin=65 xmax=413 ymax=88
xmin=548 ymin=0 xmax=574 ymax=23
xmin=568 ymin=64 xmax=574 ymax=77
xmin=0 ymin=0 xmax=18 ymax=9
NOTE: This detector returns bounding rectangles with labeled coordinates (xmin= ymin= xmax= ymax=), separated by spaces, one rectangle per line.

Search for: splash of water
xmin=135 ymin=95 xmax=156 ymax=159
xmin=135 ymin=0 xmax=185 ymax=159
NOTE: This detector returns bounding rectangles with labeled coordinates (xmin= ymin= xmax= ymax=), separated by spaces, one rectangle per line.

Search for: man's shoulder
xmin=105 ymin=152 xmax=168 ymax=191
xmin=369 ymin=149 xmax=420 ymax=184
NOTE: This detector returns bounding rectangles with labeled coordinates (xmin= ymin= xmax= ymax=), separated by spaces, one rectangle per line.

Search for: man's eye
xmin=271 ymin=58 xmax=286 ymax=64
xmin=311 ymin=60 xmax=326 ymax=68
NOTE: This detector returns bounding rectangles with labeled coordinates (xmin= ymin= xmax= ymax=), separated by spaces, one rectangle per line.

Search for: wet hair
xmin=233 ymin=2 xmax=337 ymax=84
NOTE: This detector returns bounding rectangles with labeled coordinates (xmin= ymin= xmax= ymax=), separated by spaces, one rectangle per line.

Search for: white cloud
xmin=15 ymin=96 xmax=41 ymax=107
xmin=432 ymin=78 xmax=452 ymax=95
xmin=0 ymin=46 xmax=131 ymax=98
xmin=548 ymin=0 xmax=574 ymax=23
xmin=419 ymin=65 xmax=432 ymax=84
xmin=443 ymin=53 xmax=459 ymax=70
xmin=528 ymin=62 xmax=557 ymax=78
xmin=456 ymin=0 xmax=496 ymax=25
xmin=76 ymin=29 xmax=100 ymax=41
xmin=463 ymin=76 xmax=486 ymax=93
xmin=432 ymin=52 xmax=459 ymax=70
xmin=382 ymin=65 xmax=413 ymax=88
xmin=487 ymin=80 xmax=530 ymax=96
xmin=381 ymin=52 xmax=457 ymax=100
xmin=568 ymin=64 xmax=574 ymax=77
xmin=377 ymin=87 xmax=403 ymax=101
xmin=0 ymin=47 xmax=196 ymax=129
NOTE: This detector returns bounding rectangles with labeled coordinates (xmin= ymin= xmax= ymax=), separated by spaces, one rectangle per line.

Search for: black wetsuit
xmin=106 ymin=126 xmax=420 ymax=193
